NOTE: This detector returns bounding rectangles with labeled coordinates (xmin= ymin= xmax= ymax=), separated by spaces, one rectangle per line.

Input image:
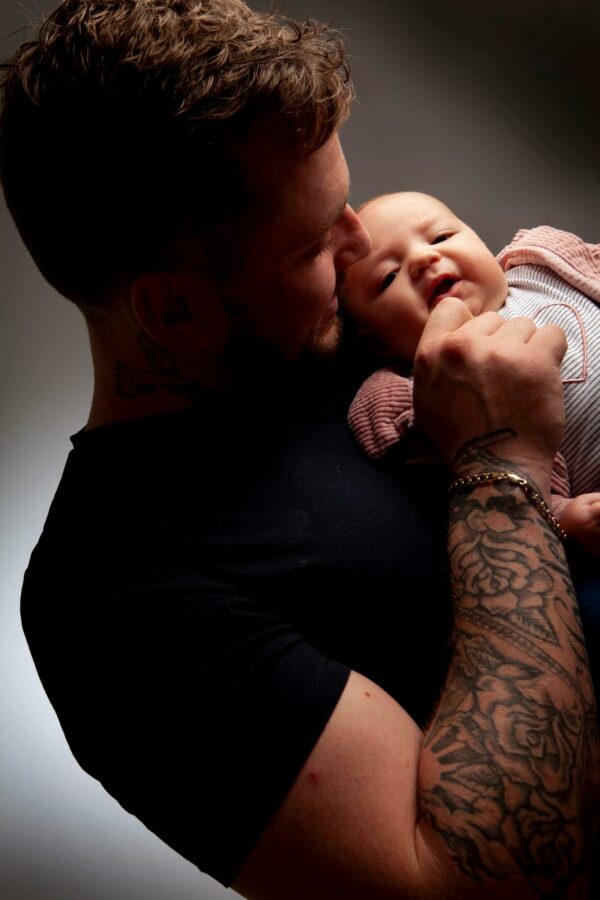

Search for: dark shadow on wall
xmin=7 ymin=0 xmax=600 ymax=170
xmin=390 ymin=0 xmax=600 ymax=168
xmin=268 ymin=0 xmax=600 ymax=247
xmin=274 ymin=0 xmax=600 ymax=169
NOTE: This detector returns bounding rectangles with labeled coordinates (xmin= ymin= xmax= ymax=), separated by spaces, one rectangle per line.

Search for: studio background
xmin=1 ymin=1 xmax=599 ymax=898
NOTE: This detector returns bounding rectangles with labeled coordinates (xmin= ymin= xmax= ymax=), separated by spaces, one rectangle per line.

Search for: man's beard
xmin=309 ymin=311 xmax=343 ymax=358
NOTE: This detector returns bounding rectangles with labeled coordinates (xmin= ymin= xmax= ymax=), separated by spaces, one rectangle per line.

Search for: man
xmin=2 ymin=1 xmax=598 ymax=897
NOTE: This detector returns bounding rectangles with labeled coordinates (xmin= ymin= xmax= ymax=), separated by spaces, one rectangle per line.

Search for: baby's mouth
xmin=429 ymin=277 xmax=459 ymax=306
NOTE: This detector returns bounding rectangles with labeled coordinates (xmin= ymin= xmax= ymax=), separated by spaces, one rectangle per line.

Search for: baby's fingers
xmin=561 ymin=493 xmax=600 ymax=557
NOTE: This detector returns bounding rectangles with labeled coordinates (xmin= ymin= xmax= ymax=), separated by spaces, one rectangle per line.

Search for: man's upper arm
xmin=234 ymin=669 xmax=452 ymax=900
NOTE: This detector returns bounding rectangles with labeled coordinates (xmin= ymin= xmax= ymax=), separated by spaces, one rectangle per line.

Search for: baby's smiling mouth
xmin=428 ymin=277 xmax=459 ymax=306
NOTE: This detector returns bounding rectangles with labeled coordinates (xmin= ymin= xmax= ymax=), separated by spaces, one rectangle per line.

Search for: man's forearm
xmin=418 ymin=472 xmax=599 ymax=897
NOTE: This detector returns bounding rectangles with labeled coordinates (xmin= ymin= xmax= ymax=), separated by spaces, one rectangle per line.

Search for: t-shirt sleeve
xmin=24 ymin=550 xmax=350 ymax=887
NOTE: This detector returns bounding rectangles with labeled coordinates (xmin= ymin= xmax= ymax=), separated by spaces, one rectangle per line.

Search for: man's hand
xmin=413 ymin=299 xmax=568 ymax=491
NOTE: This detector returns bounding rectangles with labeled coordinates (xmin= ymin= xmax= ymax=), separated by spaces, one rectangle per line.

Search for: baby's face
xmin=342 ymin=192 xmax=508 ymax=361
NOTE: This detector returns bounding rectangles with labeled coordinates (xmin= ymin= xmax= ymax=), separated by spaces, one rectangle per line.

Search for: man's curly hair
xmin=0 ymin=0 xmax=353 ymax=306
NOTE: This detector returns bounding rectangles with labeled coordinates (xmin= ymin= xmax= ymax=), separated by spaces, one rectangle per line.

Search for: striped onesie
xmin=502 ymin=265 xmax=599 ymax=498
xmin=348 ymin=226 xmax=600 ymax=502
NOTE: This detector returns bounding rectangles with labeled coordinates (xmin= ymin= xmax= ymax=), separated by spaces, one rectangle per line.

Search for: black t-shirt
xmin=20 ymin=362 xmax=456 ymax=885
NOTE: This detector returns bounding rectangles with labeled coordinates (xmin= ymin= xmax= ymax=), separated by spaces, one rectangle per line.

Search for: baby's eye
xmin=380 ymin=271 xmax=398 ymax=292
xmin=432 ymin=232 xmax=453 ymax=244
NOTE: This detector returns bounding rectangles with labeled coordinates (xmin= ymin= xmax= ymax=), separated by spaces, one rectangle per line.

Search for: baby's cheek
xmin=490 ymin=264 xmax=509 ymax=308
xmin=464 ymin=288 xmax=492 ymax=317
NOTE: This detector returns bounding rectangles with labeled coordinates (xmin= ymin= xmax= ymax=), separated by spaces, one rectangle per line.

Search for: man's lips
xmin=428 ymin=276 xmax=462 ymax=307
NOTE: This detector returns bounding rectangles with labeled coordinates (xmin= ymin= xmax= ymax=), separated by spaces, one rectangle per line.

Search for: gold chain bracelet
xmin=448 ymin=471 xmax=567 ymax=542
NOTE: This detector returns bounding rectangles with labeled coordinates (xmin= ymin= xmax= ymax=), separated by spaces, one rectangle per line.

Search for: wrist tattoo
xmin=453 ymin=429 xmax=518 ymax=471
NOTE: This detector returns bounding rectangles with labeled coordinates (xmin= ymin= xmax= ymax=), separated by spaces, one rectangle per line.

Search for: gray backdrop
xmin=2 ymin=1 xmax=599 ymax=898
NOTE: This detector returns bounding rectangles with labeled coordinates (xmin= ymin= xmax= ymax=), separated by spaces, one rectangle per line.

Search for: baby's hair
xmin=356 ymin=193 xmax=394 ymax=215
xmin=357 ymin=191 xmax=454 ymax=218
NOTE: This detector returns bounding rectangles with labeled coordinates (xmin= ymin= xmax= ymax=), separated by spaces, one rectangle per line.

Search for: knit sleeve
xmin=497 ymin=225 xmax=600 ymax=303
xmin=551 ymin=450 xmax=571 ymax=500
xmin=348 ymin=368 xmax=414 ymax=459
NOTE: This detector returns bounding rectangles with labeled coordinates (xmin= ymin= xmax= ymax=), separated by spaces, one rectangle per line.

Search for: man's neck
xmin=85 ymin=314 xmax=240 ymax=429
xmin=85 ymin=366 xmax=239 ymax=430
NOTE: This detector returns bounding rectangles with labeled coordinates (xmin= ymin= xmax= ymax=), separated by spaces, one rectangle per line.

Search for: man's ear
xmin=130 ymin=271 xmax=230 ymax=350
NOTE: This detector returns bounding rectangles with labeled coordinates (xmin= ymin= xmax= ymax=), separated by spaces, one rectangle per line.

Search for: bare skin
xmin=422 ymin=443 xmax=599 ymax=897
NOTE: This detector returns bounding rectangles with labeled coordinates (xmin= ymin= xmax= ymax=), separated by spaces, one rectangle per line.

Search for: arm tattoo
xmin=452 ymin=429 xmax=519 ymax=472
xmin=419 ymin=444 xmax=600 ymax=896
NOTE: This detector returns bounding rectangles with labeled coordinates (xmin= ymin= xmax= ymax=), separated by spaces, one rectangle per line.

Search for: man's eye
xmin=380 ymin=271 xmax=398 ymax=292
xmin=310 ymin=230 xmax=333 ymax=257
xmin=432 ymin=232 xmax=452 ymax=244
xmin=306 ymin=243 xmax=326 ymax=259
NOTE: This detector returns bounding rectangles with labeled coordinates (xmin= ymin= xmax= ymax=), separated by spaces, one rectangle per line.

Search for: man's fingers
xmin=491 ymin=315 xmax=538 ymax=342
xmin=528 ymin=323 xmax=568 ymax=365
xmin=419 ymin=297 xmax=473 ymax=343
xmin=461 ymin=310 xmax=508 ymax=337
xmin=471 ymin=316 xmax=566 ymax=363
xmin=422 ymin=305 xmax=567 ymax=365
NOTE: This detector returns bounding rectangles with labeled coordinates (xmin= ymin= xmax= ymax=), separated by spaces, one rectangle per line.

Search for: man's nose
xmin=409 ymin=248 xmax=441 ymax=279
xmin=334 ymin=205 xmax=372 ymax=271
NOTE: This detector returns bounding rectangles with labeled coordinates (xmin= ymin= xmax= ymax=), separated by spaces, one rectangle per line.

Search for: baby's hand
xmin=559 ymin=493 xmax=600 ymax=556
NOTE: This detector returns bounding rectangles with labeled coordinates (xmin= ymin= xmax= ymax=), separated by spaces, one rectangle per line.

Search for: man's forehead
xmin=255 ymin=137 xmax=350 ymax=239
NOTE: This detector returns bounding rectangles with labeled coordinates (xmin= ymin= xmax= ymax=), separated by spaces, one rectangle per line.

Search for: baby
xmin=342 ymin=191 xmax=600 ymax=554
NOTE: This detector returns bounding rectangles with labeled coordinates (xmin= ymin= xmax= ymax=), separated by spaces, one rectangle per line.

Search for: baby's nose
xmin=409 ymin=248 xmax=440 ymax=279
